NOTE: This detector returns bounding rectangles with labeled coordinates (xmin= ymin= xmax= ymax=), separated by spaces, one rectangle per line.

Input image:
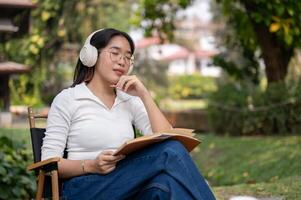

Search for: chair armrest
xmin=27 ymin=157 xmax=60 ymax=171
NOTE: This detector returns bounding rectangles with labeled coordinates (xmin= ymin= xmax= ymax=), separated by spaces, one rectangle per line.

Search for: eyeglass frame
xmin=98 ymin=47 xmax=134 ymax=66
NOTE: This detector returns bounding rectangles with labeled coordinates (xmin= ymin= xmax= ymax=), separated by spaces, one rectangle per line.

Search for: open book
xmin=113 ymin=128 xmax=201 ymax=156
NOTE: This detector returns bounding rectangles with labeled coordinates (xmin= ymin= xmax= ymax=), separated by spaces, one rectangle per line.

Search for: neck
xmin=86 ymin=76 xmax=115 ymax=96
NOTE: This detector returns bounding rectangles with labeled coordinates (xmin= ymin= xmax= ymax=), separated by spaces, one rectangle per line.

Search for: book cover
xmin=113 ymin=128 xmax=201 ymax=156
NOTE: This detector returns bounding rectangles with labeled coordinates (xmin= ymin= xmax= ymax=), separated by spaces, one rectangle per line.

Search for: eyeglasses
xmin=100 ymin=48 xmax=134 ymax=66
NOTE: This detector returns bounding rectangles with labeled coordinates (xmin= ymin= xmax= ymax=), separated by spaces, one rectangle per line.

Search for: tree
xmin=210 ymin=0 xmax=261 ymax=84
xmin=3 ymin=0 xmax=137 ymax=106
xmin=213 ymin=0 xmax=301 ymax=83
xmin=131 ymin=0 xmax=192 ymax=41
xmin=136 ymin=0 xmax=301 ymax=84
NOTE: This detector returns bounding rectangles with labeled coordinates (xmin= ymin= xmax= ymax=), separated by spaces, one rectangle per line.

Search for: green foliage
xmin=211 ymin=1 xmax=261 ymax=84
xmin=216 ymin=0 xmax=301 ymax=47
xmin=206 ymin=80 xmax=301 ymax=135
xmin=2 ymin=0 xmax=137 ymax=107
xmin=133 ymin=0 xmax=192 ymax=40
xmin=0 ymin=136 xmax=35 ymax=199
xmin=212 ymin=0 xmax=301 ymax=83
xmin=168 ymin=74 xmax=217 ymax=99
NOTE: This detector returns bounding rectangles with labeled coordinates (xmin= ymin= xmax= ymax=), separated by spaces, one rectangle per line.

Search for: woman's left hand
xmin=111 ymin=75 xmax=148 ymax=98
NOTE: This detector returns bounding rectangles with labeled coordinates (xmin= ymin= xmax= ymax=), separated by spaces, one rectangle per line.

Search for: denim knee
xmin=134 ymin=183 xmax=170 ymax=200
xmin=159 ymin=140 xmax=189 ymax=158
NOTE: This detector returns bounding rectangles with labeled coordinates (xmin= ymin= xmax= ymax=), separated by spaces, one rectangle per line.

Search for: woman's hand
xmin=93 ymin=150 xmax=125 ymax=174
xmin=111 ymin=75 xmax=149 ymax=98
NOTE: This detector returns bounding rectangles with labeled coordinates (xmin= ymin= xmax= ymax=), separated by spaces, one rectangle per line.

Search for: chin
xmin=109 ymin=76 xmax=120 ymax=84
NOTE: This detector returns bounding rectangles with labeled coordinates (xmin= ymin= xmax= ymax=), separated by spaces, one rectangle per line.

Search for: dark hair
xmin=71 ymin=28 xmax=135 ymax=87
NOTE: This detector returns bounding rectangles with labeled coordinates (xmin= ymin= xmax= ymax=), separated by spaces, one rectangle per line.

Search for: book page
xmin=113 ymin=128 xmax=200 ymax=156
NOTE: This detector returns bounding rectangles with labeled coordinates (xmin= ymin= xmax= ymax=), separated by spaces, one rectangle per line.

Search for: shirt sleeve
xmin=130 ymin=97 xmax=152 ymax=135
xmin=41 ymin=90 xmax=72 ymax=160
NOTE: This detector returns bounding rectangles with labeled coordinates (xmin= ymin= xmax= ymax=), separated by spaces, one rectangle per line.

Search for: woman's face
xmin=94 ymin=35 xmax=132 ymax=84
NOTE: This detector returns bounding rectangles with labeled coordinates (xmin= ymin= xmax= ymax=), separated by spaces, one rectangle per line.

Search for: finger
xmin=101 ymin=154 xmax=124 ymax=162
xmin=106 ymin=155 xmax=126 ymax=164
xmin=124 ymin=79 xmax=136 ymax=92
xmin=99 ymin=164 xmax=116 ymax=174
xmin=115 ymin=76 xmax=126 ymax=89
xmin=101 ymin=150 xmax=115 ymax=155
xmin=101 ymin=155 xmax=119 ymax=162
xmin=115 ymin=155 xmax=126 ymax=162
xmin=104 ymin=165 xmax=116 ymax=174
xmin=116 ymin=76 xmax=132 ymax=90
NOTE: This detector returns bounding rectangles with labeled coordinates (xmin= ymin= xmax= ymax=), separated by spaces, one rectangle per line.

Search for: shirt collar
xmin=73 ymin=82 xmax=132 ymax=104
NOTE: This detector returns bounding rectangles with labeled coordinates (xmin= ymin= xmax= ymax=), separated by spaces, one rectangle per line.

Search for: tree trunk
xmin=243 ymin=2 xmax=294 ymax=83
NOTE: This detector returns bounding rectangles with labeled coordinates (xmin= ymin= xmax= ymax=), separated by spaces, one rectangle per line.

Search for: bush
xmin=0 ymin=136 xmax=35 ymax=199
xmin=206 ymin=80 xmax=301 ymax=135
xmin=168 ymin=74 xmax=217 ymax=99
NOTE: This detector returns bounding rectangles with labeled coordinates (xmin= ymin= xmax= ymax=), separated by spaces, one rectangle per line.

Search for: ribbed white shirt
xmin=41 ymin=82 xmax=152 ymax=160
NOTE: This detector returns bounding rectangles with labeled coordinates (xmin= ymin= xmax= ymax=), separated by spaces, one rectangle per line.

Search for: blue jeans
xmin=62 ymin=140 xmax=216 ymax=200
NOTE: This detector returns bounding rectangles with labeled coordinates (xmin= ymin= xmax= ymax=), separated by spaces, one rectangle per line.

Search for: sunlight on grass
xmin=213 ymin=176 xmax=301 ymax=200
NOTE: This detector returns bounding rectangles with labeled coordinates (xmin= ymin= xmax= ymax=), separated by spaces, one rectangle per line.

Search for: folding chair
xmin=27 ymin=106 xmax=138 ymax=200
xmin=27 ymin=107 xmax=62 ymax=200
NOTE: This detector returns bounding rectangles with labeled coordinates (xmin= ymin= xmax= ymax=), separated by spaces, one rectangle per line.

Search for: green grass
xmin=191 ymin=134 xmax=301 ymax=199
xmin=1 ymin=127 xmax=300 ymax=199
xmin=213 ymin=176 xmax=301 ymax=200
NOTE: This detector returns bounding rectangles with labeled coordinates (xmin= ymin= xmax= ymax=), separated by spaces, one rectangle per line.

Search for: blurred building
xmin=0 ymin=0 xmax=36 ymax=126
xmin=134 ymin=14 xmax=221 ymax=77
xmin=136 ymin=20 xmax=221 ymax=77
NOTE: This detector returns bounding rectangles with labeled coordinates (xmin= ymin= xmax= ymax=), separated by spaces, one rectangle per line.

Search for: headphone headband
xmin=79 ymin=28 xmax=134 ymax=74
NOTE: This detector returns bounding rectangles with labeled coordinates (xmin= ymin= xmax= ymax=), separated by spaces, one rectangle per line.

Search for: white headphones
xmin=79 ymin=29 xmax=134 ymax=75
xmin=79 ymin=29 xmax=104 ymax=67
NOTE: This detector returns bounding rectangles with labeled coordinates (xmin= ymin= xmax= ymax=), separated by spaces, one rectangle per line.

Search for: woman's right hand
xmin=92 ymin=150 xmax=125 ymax=174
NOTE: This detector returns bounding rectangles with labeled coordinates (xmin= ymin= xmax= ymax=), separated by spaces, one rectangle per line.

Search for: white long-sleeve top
xmin=41 ymin=82 xmax=152 ymax=161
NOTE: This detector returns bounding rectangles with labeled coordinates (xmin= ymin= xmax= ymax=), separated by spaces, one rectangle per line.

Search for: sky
xmin=177 ymin=0 xmax=212 ymax=22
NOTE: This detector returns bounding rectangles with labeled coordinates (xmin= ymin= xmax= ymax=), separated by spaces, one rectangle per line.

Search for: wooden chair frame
xmin=27 ymin=107 xmax=61 ymax=200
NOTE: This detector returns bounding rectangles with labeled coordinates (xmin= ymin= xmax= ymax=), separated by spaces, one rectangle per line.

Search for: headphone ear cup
xmin=79 ymin=44 xmax=98 ymax=67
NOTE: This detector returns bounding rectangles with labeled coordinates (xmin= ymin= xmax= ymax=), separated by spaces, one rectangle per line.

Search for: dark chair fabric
xmin=30 ymin=127 xmax=68 ymax=199
xmin=30 ymin=128 xmax=46 ymax=163
xmin=28 ymin=106 xmax=137 ymax=199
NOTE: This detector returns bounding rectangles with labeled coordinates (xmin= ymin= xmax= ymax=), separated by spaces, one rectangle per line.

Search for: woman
xmin=42 ymin=28 xmax=216 ymax=200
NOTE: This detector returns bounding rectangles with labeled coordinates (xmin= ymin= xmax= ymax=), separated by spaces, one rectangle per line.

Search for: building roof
xmin=135 ymin=37 xmax=161 ymax=49
xmin=159 ymin=47 xmax=217 ymax=61
xmin=0 ymin=0 xmax=36 ymax=9
xmin=194 ymin=49 xmax=217 ymax=59
xmin=0 ymin=61 xmax=30 ymax=74
xmin=159 ymin=47 xmax=190 ymax=61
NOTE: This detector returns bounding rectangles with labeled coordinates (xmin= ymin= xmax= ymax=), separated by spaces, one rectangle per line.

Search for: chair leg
xmin=36 ymin=170 xmax=45 ymax=200
xmin=51 ymin=170 xmax=59 ymax=200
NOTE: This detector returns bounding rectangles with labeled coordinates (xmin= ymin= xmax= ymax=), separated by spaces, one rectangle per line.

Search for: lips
xmin=113 ymin=69 xmax=125 ymax=76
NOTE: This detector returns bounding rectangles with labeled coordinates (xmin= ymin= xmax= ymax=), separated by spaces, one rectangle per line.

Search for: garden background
xmin=0 ymin=0 xmax=300 ymax=199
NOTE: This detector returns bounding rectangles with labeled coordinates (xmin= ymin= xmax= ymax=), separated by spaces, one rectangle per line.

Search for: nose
xmin=117 ymin=55 xmax=126 ymax=66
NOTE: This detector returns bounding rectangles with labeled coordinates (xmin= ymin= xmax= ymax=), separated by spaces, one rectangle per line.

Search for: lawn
xmin=191 ymin=134 xmax=301 ymax=199
xmin=0 ymin=128 xmax=300 ymax=199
